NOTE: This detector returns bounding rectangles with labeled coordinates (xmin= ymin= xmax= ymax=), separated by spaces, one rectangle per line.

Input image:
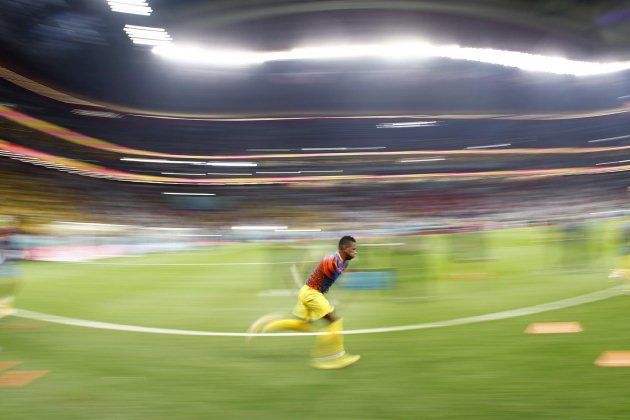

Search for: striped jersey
xmin=306 ymin=252 xmax=348 ymax=293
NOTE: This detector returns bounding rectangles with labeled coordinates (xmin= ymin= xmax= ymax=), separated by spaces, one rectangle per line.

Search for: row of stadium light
xmin=8 ymin=139 xmax=630 ymax=184
xmin=151 ymin=41 xmax=630 ymax=77
xmin=124 ymin=25 xmax=172 ymax=46
xmin=107 ymin=0 xmax=152 ymax=16
xmin=105 ymin=0 xmax=173 ymax=46
xmin=105 ymin=0 xmax=630 ymax=77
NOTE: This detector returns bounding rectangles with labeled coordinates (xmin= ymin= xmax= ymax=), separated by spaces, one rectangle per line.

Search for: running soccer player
xmin=248 ymin=236 xmax=359 ymax=369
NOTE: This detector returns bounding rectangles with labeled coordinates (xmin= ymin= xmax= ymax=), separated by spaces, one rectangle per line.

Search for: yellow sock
xmin=312 ymin=319 xmax=345 ymax=360
xmin=263 ymin=319 xmax=313 ymax=333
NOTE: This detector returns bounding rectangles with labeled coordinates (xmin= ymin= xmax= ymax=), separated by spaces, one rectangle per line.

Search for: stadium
xmin=2 ymin=0 xmax=630 ymax=418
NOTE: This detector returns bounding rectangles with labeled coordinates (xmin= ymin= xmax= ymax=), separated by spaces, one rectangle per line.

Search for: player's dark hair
xmin=338 ymin=235 xmax=356 ymax=249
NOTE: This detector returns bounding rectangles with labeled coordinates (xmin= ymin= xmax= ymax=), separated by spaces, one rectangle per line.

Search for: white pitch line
xmin=13 ymin=286 xmax=624 ymax=337
xmin=75 ymin=260 xmax=319 ymax=266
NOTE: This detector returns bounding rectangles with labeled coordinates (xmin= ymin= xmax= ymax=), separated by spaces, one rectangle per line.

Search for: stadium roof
xmin=1 ymin=0 xmax=630 ymax=117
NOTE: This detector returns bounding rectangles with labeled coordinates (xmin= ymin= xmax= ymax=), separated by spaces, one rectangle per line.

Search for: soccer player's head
xmin=338 ymin=235 xmax=357 ymax=260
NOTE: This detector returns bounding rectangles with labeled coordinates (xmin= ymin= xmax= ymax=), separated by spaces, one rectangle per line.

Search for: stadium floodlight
xmin=153 ymin=40 xmax=630 ymax=76
xmin=110 ymin=7 xmax=151 ymax=16
xmin=124 ymin=25 xmax=171 ymax=46
xmin=125 ymin=29 xmax=171 ymax=40
xmin=109 ymin=0 xmax=150 ymax=4
xmin=279 ymin=44 xmax=382 ymax=61
xmin=153 ymin=44 xmax=266 ymax=66
xmin=231 ymin=225 xmax=289 ymax=230
xmin=107 ymin=0 xmax=152 ymax=15
xmin=444 ymin=46 xmax=625 ymax=76
xmin=125 ymin=24 xmax=167 ymax=32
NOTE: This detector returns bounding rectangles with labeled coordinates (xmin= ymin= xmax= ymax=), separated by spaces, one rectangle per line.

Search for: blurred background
xmin=2 ymin=0 xmax=630 ymax=418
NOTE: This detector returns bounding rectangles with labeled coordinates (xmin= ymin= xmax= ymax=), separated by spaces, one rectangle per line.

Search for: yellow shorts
xmin=293 ymin=285 xmax=334 ymax=321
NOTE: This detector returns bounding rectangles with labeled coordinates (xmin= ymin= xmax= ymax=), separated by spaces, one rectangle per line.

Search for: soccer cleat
xmin=310 ymin=353 xmax=360 ymax=369
xmin=245 ymin=313 xmax=284 ymax=342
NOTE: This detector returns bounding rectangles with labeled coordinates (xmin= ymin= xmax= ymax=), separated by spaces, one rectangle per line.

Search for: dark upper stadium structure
xmin=3 ymin=0 xmax=630 ymax=116
xmin=1 ymin=0 xmax=630 ymax=230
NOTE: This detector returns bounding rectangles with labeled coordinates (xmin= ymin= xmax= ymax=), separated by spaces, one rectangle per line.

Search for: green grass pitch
xmin=1 ymin=221 xmax=630 ymax=419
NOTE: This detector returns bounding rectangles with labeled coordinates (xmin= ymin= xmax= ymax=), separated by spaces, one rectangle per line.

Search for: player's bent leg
xmin=246 ymin=313 xmax=284 ymax=342
xmin=262 ymin=318 xmax=314 ymax=333
xmin=311 ymin=317 xmax=345 ymax=360
xmin=310 ymin=316 xmax=360 ymax=369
